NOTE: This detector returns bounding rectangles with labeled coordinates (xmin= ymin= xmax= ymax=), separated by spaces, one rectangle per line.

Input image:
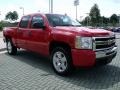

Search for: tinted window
xmin=19 ymin=16 xmax=31 ymax=28
xmin=46 ymin=14 xmax=81 ymax=27
xmin=31 ymin=16 xmax=44 ymax=28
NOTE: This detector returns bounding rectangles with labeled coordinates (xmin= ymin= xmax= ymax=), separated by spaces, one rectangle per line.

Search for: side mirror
xmin=32 ymin=22 xmax=45 ymax=29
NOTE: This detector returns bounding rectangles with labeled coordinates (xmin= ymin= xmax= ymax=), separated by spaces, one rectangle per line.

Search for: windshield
xmin=46 ymin=14 xmax=81 ymax=27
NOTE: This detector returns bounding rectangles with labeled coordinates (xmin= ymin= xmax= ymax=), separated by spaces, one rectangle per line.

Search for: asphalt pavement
xmin=0 ymin=31 xmax=6 ymax=51
xmin=0 ymin=31 xmax=3 ymax=38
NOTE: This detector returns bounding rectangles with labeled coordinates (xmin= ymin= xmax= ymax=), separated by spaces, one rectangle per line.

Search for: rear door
xmin=17 ymin=16 xmax=31 ymax=49
xmin=26 ymin=15 xmax=50 ymax=56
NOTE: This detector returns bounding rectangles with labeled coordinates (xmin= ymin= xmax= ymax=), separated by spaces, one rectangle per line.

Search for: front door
xmin=26 ymin=15 xmax=50 ymax=56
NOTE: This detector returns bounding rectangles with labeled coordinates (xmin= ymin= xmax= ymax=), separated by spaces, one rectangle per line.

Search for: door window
xmin=19 ymin=16 xmax=31 ymax=28
xmin=31 ymin=16 xmax=44 ymax=29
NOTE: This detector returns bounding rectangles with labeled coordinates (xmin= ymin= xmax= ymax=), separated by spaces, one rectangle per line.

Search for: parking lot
xmin=0 ymin=37 xmax=120 ymax=90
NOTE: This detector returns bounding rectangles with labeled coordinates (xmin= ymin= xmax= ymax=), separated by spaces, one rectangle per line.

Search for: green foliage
xmin=110 ymin=14 xmax=119 ymax=26
xmin=81 ymin=16 xmax=91 ymax=26
xmin=81 ymin=4 xmax=119 ymax=27
xmin=0 ymin=22 xmax=3 ymax=31
xmin=5 ymin=11 xmax=18 ymax=21
xmin=100 ymin=16 xmax=110 ymax=26
xmin=0 ymin=20 xmax=18 ymax=31
xmin=89 ymin=4 xmax=101 ymax=26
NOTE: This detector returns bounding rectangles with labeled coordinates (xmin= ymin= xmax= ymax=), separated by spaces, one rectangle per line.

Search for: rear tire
xmin=51 ymin=47 xmax=74 ymax=76
xmin=6 ymin=39 xmax=17 ymax=55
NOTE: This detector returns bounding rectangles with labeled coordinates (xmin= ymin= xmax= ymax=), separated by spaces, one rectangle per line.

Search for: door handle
xmin=18 ymin=29 xmax=22 ymax=33
xmin=28 ymin=31 xmax=32 ymax=36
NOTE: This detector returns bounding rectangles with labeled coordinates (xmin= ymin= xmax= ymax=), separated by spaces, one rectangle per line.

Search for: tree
xmin=5 ymin=11 xmax=18 ymax=21
xmin=0 ymin=21 xmax=3 ymax=31
xmin=89 ymin=4 xmax=101 ymax=26
xmin=100 ymin=16 xmax=109 ymax=26
xmin=110 ymin=14 xmax=119 ymax=26
xmin=81 ymin=16 xmax=91 ymax=26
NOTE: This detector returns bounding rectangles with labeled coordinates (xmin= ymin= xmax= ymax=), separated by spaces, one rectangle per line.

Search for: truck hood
xmin=54 ymin=26 xmax=114 ymax=37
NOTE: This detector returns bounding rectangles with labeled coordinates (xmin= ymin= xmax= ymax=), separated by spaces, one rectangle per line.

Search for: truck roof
xmin=22 ymin=13 xmax=65 ymax=17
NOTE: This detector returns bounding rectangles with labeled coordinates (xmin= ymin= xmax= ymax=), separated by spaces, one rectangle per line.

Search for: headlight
xmin=75 ymin=36 xmax=93 ymax=49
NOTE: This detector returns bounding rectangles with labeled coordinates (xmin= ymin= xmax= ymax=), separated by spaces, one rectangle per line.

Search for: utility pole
xmin=0 ymin=11 xmax=1 ymax=21
xmin=118 ymin=14 xmax=120 ymax=27
xmin=86 ymin=13 xmax=89 ymax=26
xmin=49 ymin=0 xmax=53 ymax=13
xmin=51 ymin=0 xmax=53 ymax=13
xmin=102 ymin=17 xmax=103 ymax=27
xmin=76 ymin=5 xmax=78 ymax=20
xmin=20 ymin=7 xmax=24 ymax=15
xmin=74 ymin=0 xmax=79 ymax=20
xmin=49 ymin=0 xmax=51 ymax=13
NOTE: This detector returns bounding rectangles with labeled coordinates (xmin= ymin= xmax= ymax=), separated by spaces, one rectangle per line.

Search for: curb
xmin=0 ymin=48 xmax=6 ymax=52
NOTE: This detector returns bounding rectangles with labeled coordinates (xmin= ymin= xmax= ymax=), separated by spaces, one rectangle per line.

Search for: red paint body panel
xmin=72 ymin=49 xmax=96 ymax=67
xmin=26 ymin=28 xmax=50 ymax=56
xmin=3 ymin=13 xmax=114 ymax=67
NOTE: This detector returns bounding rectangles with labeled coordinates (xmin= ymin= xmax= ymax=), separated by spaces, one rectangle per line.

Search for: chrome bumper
xmin=96 ymin=46 xmax=117 ymax=59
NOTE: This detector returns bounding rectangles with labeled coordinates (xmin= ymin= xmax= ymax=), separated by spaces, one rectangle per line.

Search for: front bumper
xmin=72 ymin=49 xmax=96 ymax=67
xmin=95 ymin=46 xmax=117 ymax=59
xmin=72 ymin=46 xmax=117 ymax=67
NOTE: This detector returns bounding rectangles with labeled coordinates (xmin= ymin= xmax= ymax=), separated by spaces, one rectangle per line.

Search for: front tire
xmin=6 ymin=39 xmax=17 ymax=55
xmin=51 ymin=47 xmax=73 ymax=76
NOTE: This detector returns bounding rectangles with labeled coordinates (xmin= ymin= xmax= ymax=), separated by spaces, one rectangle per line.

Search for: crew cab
xmin=3 ymin=13 xmax=117 ymax=75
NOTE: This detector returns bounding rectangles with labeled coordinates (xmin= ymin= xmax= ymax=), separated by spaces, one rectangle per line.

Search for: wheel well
xmin=49 ymin=41 xmax=71 ymax=54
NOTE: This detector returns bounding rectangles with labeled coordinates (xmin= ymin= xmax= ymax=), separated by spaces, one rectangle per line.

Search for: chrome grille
xmin=94 ymin=36 xmax=115 ymax=50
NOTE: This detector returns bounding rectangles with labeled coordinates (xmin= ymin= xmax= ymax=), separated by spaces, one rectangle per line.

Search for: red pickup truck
xmin=3 ymin=13 xmax=117 ymax=75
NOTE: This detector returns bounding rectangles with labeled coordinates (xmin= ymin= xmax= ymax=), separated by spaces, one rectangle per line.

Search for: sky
xmin=0 ymin=0 xmax=120 ymax=21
